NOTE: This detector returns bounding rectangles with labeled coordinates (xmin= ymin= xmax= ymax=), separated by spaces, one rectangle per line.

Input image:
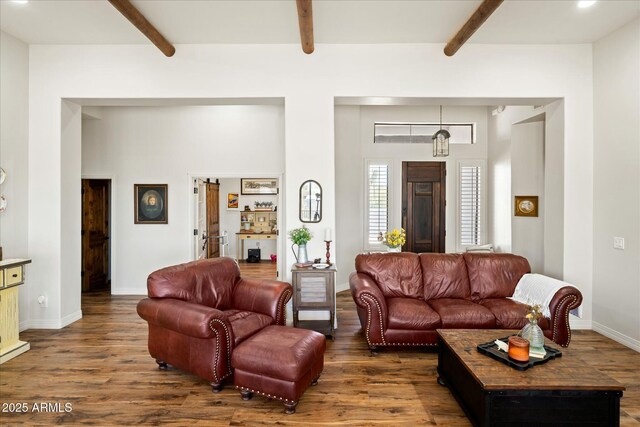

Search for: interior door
xmin=402 ymin=162 xmax=446 ymax=253
xmin=195 ymin=178 xmax=207 ymax=259
xmin=206 ymin=182 xmax=220 ymax=258
xmin=81 ymin=179 xmax=110 ymax=292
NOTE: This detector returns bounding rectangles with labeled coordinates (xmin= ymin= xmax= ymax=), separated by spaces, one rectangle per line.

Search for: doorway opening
xmin=193 ymin=176 xmax=281 ymax=280
xmin=81 ymin=179 xmax=111 ymax=293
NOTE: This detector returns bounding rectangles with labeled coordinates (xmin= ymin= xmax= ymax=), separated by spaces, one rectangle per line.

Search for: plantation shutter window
xmin=367 ymin=162 xmax=389 ymax=246
xmin=459 ymin=165 xmax=482 ymax=246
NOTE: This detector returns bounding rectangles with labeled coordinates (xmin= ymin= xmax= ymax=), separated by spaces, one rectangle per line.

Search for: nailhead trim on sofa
xmin=360 ymin=293 xmax=386 ymax=347
xmin=552 ymin=294 xmax=579 ymax=348
xmin=234 ymin=373 xmax=322 ymax=403
xmin=277 ymin=289 xmax=292 ymax=326
xmin=209 ymin=318 xmax=232 ymax=383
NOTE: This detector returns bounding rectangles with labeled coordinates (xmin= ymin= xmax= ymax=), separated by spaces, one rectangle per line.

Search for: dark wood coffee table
xmin=437 ymin=329 xmax=625 ymax=427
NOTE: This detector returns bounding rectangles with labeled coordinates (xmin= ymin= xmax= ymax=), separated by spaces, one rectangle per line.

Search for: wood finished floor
xmin=237 ymin=260 xmax=278 ymax=280
xmin=1 ymin=291 xmax=639 ymax=426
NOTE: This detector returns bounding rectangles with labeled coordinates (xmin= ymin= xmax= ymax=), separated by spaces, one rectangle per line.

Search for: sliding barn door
xmin=402 ymin=162 xmax=446 ymax=253
xmin=206 ymin=182 xmax=220 ymax=258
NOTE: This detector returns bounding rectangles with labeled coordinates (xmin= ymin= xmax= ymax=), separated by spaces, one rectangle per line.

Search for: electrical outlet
xmin=613 ymin=237 xmax=625 ymax=250
xmin=37 ymin=295 xmax=48 ymax=307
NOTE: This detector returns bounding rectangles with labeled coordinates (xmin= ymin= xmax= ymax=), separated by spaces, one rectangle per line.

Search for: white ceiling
xmin=1 ymin=0 xmax=638 ymax=47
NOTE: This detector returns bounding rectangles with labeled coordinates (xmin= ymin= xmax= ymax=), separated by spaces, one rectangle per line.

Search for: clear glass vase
xmin=519 ymin=319 xmax=545 ymax=350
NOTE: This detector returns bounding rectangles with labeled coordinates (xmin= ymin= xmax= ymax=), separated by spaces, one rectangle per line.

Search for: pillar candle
xmin=508 ymin=336 xmax=530 ymax=362
xmin=325 ymin=228 xmax=332 ymax=241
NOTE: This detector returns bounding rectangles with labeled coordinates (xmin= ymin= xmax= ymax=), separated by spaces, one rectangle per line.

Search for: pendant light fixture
xmin=433 ymin=105 xmax=450 ymax=157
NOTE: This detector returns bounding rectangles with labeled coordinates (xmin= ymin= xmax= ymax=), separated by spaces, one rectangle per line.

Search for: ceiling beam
xmin=444 ymin=0 xmax=504 ymax=57
xmin=296 ymin=0 xmax=314 ymax=54
xmin=108 ymin=0 xmax=175 ymax=57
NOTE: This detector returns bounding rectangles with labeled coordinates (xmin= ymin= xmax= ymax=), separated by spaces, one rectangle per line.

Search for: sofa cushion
xmin=387 ymin=297 xmax=442 ymax=330
xmin=480 ymin=299 xmax=550 ymax=330
xmin=427 ymin=298 xmax=496 ymax=328
xmin=355 ymin=253 xmax=423 ymax=299
xmin=148 ymin=257 xmax=240 ymax=309
xmin=225 ymin=309 xmax=274 ymax=346
xmin=419 ymin=253 xmax=471 ymax=300
xmin=464 ymin=253 xmax=530 ymax=302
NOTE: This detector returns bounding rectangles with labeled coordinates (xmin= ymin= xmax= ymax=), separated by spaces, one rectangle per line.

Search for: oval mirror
xmin=299 ymin=180 xmax=322 ymax=223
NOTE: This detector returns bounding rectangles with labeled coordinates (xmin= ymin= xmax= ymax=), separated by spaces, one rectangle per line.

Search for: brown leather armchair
xmin=137 ymin=257 xmax=292 ymax=392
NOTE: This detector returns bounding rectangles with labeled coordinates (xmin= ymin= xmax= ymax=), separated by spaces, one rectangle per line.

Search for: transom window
xmin=374 ymin=122 xmax=475 ymax=145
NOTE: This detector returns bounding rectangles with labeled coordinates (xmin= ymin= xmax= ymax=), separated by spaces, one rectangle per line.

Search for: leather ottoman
xmin=232 ymin=325 xmax=326 ymax=414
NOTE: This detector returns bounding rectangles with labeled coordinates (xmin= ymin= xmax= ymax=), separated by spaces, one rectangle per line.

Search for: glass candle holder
xmin=508 ymin=336 xmax=530 ymax=362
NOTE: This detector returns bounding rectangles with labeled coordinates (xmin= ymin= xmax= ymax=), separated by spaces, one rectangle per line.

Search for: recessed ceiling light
xmin=577 ymin=0 xmax=597 ymax=8
xmin=11 ymin=0 xmax=29 ymax=4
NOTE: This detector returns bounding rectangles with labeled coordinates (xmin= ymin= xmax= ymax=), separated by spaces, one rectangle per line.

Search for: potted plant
xmin=378 ymin=228 xmax=406 ymax=252
xmin=289 ymin=226 xmax=313 ymax=263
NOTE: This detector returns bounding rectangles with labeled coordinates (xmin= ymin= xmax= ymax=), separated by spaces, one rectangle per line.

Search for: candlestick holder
xmin=324 ymin=240 xmax=332 ymax=265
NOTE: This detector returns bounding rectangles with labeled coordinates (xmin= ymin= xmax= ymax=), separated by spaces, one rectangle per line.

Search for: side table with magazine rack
xmin=291 ymin=265 xmax=335 ymax=340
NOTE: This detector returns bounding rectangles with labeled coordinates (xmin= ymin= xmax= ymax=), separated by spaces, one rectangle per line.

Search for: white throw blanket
xmin=510 ymin=273 xmax=568 ymax=318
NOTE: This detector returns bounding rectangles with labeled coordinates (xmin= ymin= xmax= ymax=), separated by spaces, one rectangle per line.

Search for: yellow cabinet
xmin=0 ymin=259 xmax=31 ymax=364
xmin=5 ymin=266 xmax=23 ymax=287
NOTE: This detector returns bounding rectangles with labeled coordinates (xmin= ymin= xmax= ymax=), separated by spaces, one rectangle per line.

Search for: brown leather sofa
xmin=349 ymin=252 xmax=582 ymax=351
xmin=137 ymin=257 xmax=292 ymax=391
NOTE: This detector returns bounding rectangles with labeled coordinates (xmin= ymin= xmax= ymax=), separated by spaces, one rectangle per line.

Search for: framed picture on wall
xmin=514 ymin=195 xmax=538 ymax=217
xmin=241 ymin=178 xmax=278 ymax=195
xmin=134 ymin=184 xmax=168 ymax=224
xmin=227 ymin=193 xmax=239 ymax=209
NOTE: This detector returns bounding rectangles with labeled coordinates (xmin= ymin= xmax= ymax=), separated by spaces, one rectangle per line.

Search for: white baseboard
xmin=61 ymin=310 xmax=83 ymax=328
xmin=111 ymin=288 xmax=147 ymax=296
xmin=25 ymin=319 xmax=60 ymax=329
xmin=592 ymin=321 xmax=640 ymax=352
xmin=19 ymin=320 xmax=29 ymax=332
xmin=569 ymin=318 xmax=592 ymax=330
xmin=27 ymin=310 xmax=82 ymax=329
xmin=336 ymin=282 xmax=349 ymax=293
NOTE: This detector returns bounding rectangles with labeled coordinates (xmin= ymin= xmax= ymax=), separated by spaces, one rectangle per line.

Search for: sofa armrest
xmin=548 ymin=285 xmax=583 ymax=347
xmin=349 ymin=272 xmax=388 ymax=345
xmin=137 ymin=298 xmax=231 ymax=339
xmin=137 ymin=297 xmax=236 ymax=387
xmin=232 ymin=278 xmax=293 ymax=325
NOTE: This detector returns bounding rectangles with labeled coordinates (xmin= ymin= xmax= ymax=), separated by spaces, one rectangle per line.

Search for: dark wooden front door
xmin=81 ymin=179 xmax=110 ymax=292
xmin=206 ymin=182 xmax=220 ymax=258
xmin=402 ymin=162 xmax=446 ymax=253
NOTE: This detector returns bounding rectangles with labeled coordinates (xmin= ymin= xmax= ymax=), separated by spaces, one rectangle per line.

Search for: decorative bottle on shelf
xmin=519 ymin=318 xmax=545 ymax=351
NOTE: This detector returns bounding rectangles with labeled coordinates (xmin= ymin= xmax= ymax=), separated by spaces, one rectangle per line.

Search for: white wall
xmin=335 ymin=105 xmax=489 ymax=289
xmin=26 ymin=43 xmax=594 ymax=331
xmin=487 ymin=107 xmax=514 ymax=254
xmin=0 ymin=31 xmax=30 ymax=328
xmin=335 ymin=106 xmax=362 ymax=289
xmin=82 ymin=105 xmax=284 ymax=295
xmin=511 ymin=121 xmax=545 ymax=273
xmin=592 ymin=18 xmax=640 ymax=350
xmin=60 ymin=101 xmax=82 ymax=325
xmin=487 ymin=105 xmax=565 ymax=276
xmin=543 ymin=101 xmax=565 ymax=279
